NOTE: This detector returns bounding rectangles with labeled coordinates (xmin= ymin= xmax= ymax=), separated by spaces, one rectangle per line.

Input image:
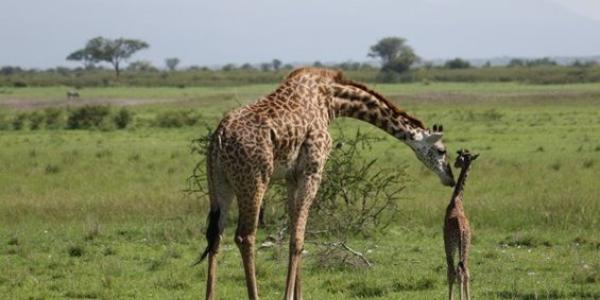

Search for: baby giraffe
xmin=444 ymin=149 xmax=479 ymax=300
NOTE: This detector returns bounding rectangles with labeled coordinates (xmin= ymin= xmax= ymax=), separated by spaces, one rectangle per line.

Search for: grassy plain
xmin=1 ymin=82 xmax=599 ymax=299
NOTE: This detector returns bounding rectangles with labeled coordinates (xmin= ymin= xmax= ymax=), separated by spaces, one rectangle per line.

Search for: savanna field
xmin=1 ymin=82 xmax=599 ymax=299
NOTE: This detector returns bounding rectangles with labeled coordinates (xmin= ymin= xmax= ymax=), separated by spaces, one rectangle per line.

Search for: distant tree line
xmin=508 ymin=57 xmax=557 ymax=67
xmin=1 ymin=35 xmax=599 ymax=86
xmin=3 ymin=63 xmax=600 ymax=87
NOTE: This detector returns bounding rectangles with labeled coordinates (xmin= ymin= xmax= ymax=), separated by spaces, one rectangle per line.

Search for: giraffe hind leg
xmin=284 ymin=173 xmax=324 ymax=300
xmin=286 ymin=173 xmax=303 ymax=300
xmin=444 ymin=236 xmax=456 ymax=300
xmin=459 ymin=262 xmax=470 ymax=300
xmin=457 ymin=262 xmax=468 ymax=300
xmin=202 ymin=159 xmax=234 ymax=300
xmin=234 ymin=179 xmax=268 ymax=300
xmin=203 ymin=204 xmax=232 ymax=300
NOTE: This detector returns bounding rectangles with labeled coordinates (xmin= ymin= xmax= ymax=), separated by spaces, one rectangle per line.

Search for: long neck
xmin=451 ymin=162 xmax=472 ymax=202
xmin=329 ymin=82 xmax=424 ymax=140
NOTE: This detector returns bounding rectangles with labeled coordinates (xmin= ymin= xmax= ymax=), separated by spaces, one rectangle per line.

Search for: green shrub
xmin=375 ymin=70 xmax=401 ymax=83
xmin=12 ymin=81 xmax=27 ymax=88
xmin=44 ymin=107 xmax=64 ymax=129
xmin=113 ymin=107 xmax=133 ymax=129
xmin=154 ymin=110 xmax=200 ymax=128
xmin=66 ymin=105 xmax=111 ymax=129
xmin=12 ymin=113 xmax=28 ymax=130
xmin=28 ymin=111 xmax=45 ymax=130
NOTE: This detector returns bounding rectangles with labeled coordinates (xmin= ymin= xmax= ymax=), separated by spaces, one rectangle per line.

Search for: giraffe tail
xmin=191 ymin=208 xmax=221 ymax=266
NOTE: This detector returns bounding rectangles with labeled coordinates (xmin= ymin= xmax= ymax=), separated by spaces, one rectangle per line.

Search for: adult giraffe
xmin=196 ymin=68 xmax=455 ymax=300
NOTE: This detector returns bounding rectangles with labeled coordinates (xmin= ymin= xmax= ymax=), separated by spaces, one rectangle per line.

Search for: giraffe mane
xmin=285 ymin=67 xmax=343 ymax=80
xmin=285 ymin=67 xmax=425 ymax=129
xmin=334 ymin=76 xmax=425 ymax=129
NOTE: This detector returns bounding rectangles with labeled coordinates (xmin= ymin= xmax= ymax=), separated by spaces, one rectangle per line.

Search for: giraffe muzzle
xmin=441 ymin=163 xmax=456 ymax=187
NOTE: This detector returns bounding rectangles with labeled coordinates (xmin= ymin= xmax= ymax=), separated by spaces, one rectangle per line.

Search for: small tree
xmin=507 ymin=58 xmax=525 ymax=67
xmin=260 ymin=63 xmax=271 ymax=72
xmin=67 ymin=37 xmax=149 ymax=77
xmin=240 ymin=63 xmax=255 ymax=71
xmin=444 ymin=58 xmax=471 ymax=69
xmin=127 ymin=60 xmax=157 ymax=72
xmin=165 ymin=57 xmax=180 ymax=71
xmin=368 ymin=37 xmax=419 ymax=74
xmin=1 ymin=66 xmax=23 ymax=75
xmin=221 ymin=64 xmax=236 ymax=71
xmin=272 ymin=59 xmax=282 ymax=71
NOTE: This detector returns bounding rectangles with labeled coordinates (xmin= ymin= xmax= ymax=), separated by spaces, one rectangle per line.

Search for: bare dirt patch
xmin=0 ymin=98 xmax=174 ymax=110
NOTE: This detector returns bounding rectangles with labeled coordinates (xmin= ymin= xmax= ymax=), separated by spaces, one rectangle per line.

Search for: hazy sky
xmin=1 ymin=0 xmax=600 ymax=68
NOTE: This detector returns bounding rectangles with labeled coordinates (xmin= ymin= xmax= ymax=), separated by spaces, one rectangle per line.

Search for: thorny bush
xmin=188 ymin=127 xmax=409 ymax=241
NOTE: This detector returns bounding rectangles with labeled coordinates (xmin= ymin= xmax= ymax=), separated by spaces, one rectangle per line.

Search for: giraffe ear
xmin=424 ymin=132 xmax=443 ymax=144
xmin=472 ymin=153 xmax=480 ymax=160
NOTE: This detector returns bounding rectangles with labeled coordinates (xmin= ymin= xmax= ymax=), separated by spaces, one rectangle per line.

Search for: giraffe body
xmin=444 ymin=149 xmax=478 ymax=300
xmin=199 ymin=68 xmax=455 ymax=300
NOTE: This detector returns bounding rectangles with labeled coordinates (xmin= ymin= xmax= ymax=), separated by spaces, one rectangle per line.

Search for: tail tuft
xmin=191 ymin=208 xmax=220 ymax=266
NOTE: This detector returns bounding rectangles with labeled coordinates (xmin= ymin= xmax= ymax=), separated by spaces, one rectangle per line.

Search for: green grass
xmin=1 ymin=82 xmax=599 ymax=299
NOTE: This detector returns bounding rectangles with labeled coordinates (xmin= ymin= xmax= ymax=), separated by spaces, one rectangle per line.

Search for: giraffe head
xmin=454 ymin=149 xmax=480 ymax=169
xmin=405 ymin=124 xmax=455 ymax=187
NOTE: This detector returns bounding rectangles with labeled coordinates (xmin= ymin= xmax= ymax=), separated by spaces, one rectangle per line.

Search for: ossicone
xmin=431 ymin=123 xmax=444 ymax=132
